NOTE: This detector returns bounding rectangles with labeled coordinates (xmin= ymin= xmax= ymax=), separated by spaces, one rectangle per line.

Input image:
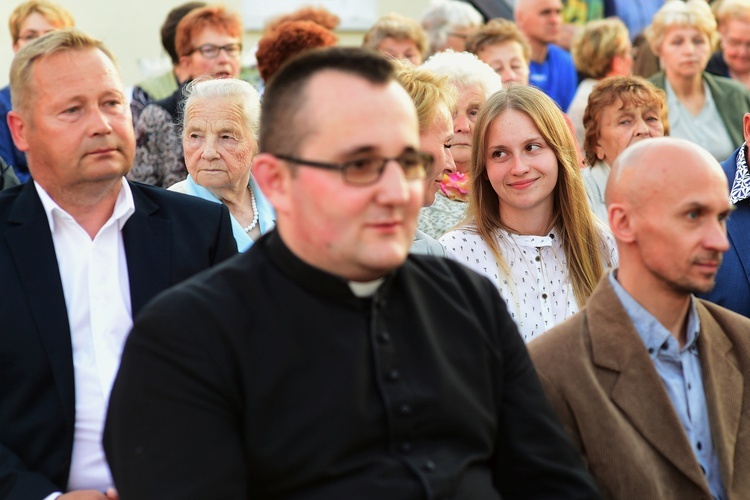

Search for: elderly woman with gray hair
xmin=169 ymin=79 xmax=275 ymax=251
xmin=421 ymin=0 xmax=484 ymax=55
xmin=417 ymin=50 xmax=502 ymax=239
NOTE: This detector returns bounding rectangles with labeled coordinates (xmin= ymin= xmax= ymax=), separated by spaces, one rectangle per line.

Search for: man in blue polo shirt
xmin=515 ymin=0 xmax=578 ymax=111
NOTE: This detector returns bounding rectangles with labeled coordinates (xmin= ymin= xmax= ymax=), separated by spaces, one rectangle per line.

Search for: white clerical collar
xmin=348 ymin=278 xmax=385 ymax=297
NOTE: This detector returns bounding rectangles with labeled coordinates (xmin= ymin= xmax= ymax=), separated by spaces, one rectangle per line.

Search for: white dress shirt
xmin=36 ymin=179 xmax=135 ymax=495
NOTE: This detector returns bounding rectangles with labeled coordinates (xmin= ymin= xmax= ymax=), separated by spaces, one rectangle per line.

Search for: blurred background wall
xmin=0 ymin=0 xmax=431 ymax=87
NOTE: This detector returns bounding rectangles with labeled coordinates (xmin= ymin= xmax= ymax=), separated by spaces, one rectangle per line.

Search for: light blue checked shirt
xmin=609 ymin=271 xmax=725 ymax=500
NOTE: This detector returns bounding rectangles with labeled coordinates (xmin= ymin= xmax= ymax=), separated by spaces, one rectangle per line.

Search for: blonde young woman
xmin=440 ymin=85 xmax=617 ymax=341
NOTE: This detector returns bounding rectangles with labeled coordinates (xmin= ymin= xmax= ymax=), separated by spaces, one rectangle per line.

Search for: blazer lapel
xmin=588 ymin=280 xmax=707 ymax=489
xmin=122 ymin=184 xmax=171 ymax=318
xmin=5 ymin=183 xmax=75 ymax=427
xmin=697 ymin=302 xmax=742 ymax=491
xmin=726 ymin=207 xmax=750 ymax=290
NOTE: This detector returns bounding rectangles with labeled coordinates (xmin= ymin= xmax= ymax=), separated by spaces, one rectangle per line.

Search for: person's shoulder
xmin=698 ymin=299 xmax=750 ymax=343
xmin=130 ymin=181 xmax=224 ymax=218
xmin=548 ymin=44 xmax=572 ymax=60
xmin=704 ymin=71 xmax=750 ymax=97
xmin=705 ymin=51 xmax=729 ymax=78
xmin=405 ymin=251 xmax=496 ymax=296
xmin=136 ymin=71 xmax=178 ymax=101
xmin=139 ymin=243 xmax=258 ymax=319
xmin=719 ymin=147 xmax=741 ymax=178
xmin=0 ymin=181 xmax=25 ymax=208
xmin=439 ymin=226 xmax=479 ymax=243
xmin=411 ymin=229 xmax=445 ymax=257
xmin=647 ymin=70 xmax=666 ymax=88
xmin=0 ymin=85 xmax=11 ymax=112
xmin=167 ymin=179 xmax=189 ymax=194
xmin=529 ymin=309 xmax=588 ymax=353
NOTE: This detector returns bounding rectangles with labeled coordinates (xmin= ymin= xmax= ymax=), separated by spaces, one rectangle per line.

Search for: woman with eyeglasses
xmin=440 ymin=85 xmax=617 ymax=342
xmin=129 ymin=5 xmax=243 ymax=189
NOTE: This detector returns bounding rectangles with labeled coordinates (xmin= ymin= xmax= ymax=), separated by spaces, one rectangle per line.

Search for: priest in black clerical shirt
xmin=104 ymin=47 xmax=601 ymax=500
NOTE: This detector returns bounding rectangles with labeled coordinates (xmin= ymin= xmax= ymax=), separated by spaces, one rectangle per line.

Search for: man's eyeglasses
xmin=188 ymin=43 xmax=242 ymax=59
xmin=274 ymin=151 xmax=433 ymax=185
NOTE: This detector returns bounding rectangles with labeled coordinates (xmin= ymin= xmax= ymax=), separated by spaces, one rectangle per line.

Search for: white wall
xmin=0 ymin=0 xmax=430 ymax=88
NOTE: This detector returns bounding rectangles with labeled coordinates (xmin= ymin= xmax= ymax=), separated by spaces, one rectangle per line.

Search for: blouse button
xmin=535 ymin=256 xmax=541 ymax=262
xmin=387 ymin=369 xmax=400 ymax=382
xmin=541 ymin=293 xmax=548 ymax=299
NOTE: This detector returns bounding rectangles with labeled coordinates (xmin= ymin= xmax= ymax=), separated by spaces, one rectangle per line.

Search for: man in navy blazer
xmin=0 ymin=29 xmax=236 ymax=499
xmin=700 ymin=113 xmax=750 ymax=316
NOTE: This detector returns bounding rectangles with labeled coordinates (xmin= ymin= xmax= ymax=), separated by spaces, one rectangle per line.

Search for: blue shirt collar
xmin=608 ymin=270 xmax=700 ymax=356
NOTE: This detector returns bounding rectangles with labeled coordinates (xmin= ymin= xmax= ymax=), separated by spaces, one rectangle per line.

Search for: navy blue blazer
xmin=699 ymin=146 xmax=750 ymax=317
xmin=0 ymin=180 xmax=237 ymax=499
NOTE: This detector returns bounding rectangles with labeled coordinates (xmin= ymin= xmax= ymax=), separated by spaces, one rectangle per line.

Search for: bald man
xmin=528 ymin=138 xmax=750 ymax=499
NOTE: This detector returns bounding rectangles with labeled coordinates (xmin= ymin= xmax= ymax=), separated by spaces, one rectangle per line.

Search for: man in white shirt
xmin=0 ymin=28 xmax=236 ymax=499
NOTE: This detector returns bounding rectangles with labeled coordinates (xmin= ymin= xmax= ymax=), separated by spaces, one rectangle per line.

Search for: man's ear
xmin=252 ymin=153 xmax=292 ymax=215
xmin=608 ymin=202 xmax=636 ymax=244
xmin=743 ymin=113 xmax=750 ymax=144
xmin=7 ymin=110 xmax=30 ymax=152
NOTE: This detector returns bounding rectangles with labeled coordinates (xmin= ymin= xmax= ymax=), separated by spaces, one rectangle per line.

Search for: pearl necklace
xmin=243 ymin=187 xmax=259 ymax=233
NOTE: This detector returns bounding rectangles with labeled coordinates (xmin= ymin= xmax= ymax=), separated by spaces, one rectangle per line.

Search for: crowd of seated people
xmin=3 ymin=0 xmax=750 ymax=498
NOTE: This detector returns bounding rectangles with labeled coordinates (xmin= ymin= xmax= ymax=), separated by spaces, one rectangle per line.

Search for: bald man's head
xmin=606 ymin=137 xmax=723 ymax=208
xmin=606 ymin=137 xmax=731 ymax=297
xmin=514 ymin=0 xmax=563 ymax=46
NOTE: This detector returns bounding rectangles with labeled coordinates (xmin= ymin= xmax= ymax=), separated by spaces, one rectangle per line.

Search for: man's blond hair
xmin=10 ymin=28 xmax=119 ymax=114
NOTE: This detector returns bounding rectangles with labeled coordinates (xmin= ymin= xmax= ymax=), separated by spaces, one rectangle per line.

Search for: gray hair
xmin=421 ymin=0 xmax=484 ymax=53
xmin=422 ymin=49 xmax=502 ymax=99
xmin=182 ymin=78 xmax=261 ymax=139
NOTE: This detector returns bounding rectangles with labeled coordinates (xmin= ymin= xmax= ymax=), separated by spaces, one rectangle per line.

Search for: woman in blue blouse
xmin=169 ymin=78 xmax=274 ymax=251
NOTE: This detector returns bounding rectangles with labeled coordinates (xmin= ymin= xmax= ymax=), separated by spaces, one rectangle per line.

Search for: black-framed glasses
xmin=188 ymin=43 xmax=242 ymax=59
xmin=274 ymin=151 xmax=433 ymax=185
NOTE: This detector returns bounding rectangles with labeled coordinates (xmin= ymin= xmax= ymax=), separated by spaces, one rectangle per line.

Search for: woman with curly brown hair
xmin=256 ymin=20 xmax=338 ymax=84
xmin=581 ymin=76 xmax=668 ymax=225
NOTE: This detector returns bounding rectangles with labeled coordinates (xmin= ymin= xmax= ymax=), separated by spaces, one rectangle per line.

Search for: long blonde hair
xmin=468 ymin=85 xmax=611 ymax=306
